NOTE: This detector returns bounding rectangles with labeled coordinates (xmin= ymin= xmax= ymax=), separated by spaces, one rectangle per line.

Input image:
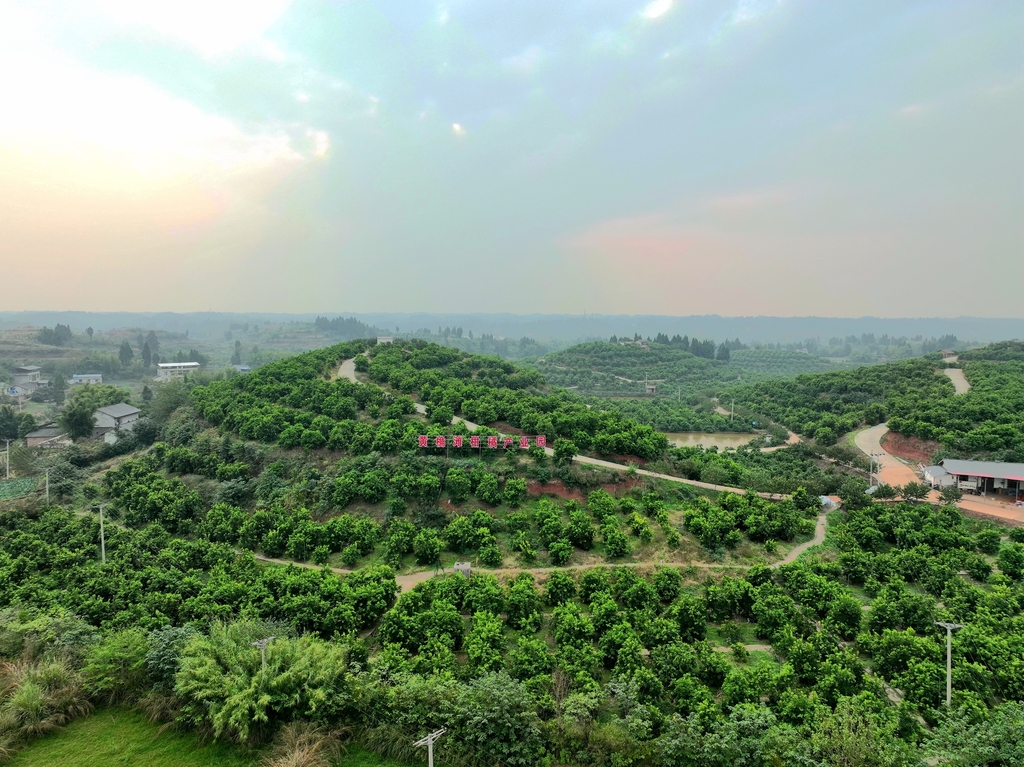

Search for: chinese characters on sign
xmin=417 ymin=435 xmax=548 ymax=449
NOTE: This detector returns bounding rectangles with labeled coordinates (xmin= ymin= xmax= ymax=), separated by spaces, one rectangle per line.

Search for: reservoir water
xmin=663 ymin=431 xmax=757 ymax=450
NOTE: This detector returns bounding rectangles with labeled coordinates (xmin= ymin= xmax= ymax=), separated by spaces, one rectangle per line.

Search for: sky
xmin=1 ymin=0 xmax=1021 ymax=317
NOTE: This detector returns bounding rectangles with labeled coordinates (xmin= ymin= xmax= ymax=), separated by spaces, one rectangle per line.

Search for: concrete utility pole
xmin=3 ymin=439 xmax=10 ymax=481
xmin=869 ymin=451 xmax=885 ymax=487
xmin=95 ymin=503 xmax=111 ymax=563
xmin=251 ymin=636 xmax=275 ymax=671
xmin=413 ymin=728 xmax=446 ymax=767
xmin=936 ymin=621 xmax=963 ymax=706
xmin=44 ymin=467 xmax=51 ymax=505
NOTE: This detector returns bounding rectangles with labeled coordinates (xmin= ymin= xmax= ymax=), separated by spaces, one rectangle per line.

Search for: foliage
xmin=175 ymin=622 xmax=352 ymax=743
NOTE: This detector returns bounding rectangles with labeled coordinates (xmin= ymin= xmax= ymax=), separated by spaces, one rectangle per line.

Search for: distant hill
xmin=526 ymin=341 xmax=840 ymax=397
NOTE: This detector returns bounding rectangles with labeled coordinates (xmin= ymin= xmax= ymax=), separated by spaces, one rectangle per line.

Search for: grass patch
xmin=7 ymin=709 xmax=417 ymax=767
xmin=7 ymin=709 xmax=259 ymax=767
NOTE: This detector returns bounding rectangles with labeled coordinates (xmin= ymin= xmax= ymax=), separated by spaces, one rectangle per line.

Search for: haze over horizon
xmin=2 ymin=1 xmax=1021 ymax=317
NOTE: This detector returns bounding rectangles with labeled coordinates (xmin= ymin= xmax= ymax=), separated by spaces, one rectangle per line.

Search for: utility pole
xmin=251 ymin=636 xmax=275 ymax=671
xmin=413 ymin=728 xmax=446 ymax=767
xmin=95 ymin=503 xmax=110 ymax=563
xmin=730 ymin=399 xmax=735 ymax=423
xmin=936 ymin=621 xmax=963 ymax=706
xmin=44 ymin=467 xmax=51 ymax=505
xmin=870 ymin=451 xmax=885 ymax=487
xmin=3 ymin=439 xmax=9 ymax=481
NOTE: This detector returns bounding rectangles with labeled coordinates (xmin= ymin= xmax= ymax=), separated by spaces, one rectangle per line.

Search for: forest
xmin=0 ymin=336 xmax=1022 ymax=766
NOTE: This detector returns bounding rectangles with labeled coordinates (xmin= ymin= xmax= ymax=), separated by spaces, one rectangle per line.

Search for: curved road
xmin=852 ymin=422 xmax=1024 ymax=525
xmin=853 ymin=423 xmax=920 ymax=488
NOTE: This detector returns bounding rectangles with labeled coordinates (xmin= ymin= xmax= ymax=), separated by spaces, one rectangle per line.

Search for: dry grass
xmin=260 ymin=723 xmax=345 ymax=767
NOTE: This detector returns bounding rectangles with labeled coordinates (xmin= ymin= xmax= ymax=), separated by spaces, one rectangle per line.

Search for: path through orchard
xmin=251 ymin=510 xmax=829 ymax=592
xmin=337 ymin=359 xmax=789 ymax=501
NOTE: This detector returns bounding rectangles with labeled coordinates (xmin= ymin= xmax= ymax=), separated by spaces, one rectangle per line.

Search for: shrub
xmin=82 ymin=629 xmax=150 ymax=704
xmin=175 ymin=623 xmax=352 ymax=743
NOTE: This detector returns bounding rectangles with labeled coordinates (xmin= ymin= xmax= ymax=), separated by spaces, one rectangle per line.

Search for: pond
xmin=662 ymin=431 xmax=758 ymax=450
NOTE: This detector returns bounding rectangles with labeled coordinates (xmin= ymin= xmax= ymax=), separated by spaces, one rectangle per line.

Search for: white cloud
xmin=730 ymin=0 xmax=784 ymax=26
xmin=898 ymin=103 xmax=928 ymax=119
xmin=642 ymin=0 xmax=674 ymax=21
xmin=503 ymin=46 xmax=545 ymax=76
xmin=0 ymin=8 xmax=315 ymax=177
xmin=91 ymin=0 xmax=295 ymax=57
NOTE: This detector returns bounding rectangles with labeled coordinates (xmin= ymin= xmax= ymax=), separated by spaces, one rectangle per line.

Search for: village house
xmin=24 ymin=423 xmax=71 ymax=449
xmin=93 ymin=403 xmax=141 ymax=443
xmin=12 ymin=366 xmax=49 ymax=389
xmin=69 ymin=373 xmax=103 ymax=386
xmin=924 ymin=458 xmax=1024 ymax=499
xmin=376 ymin=336 xmax=394 ymax=345
xmin=156 ymin=361 xmax=201 ymax=380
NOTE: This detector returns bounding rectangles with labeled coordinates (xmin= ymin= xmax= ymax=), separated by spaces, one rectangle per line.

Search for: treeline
xmin=313 ymin=315 xmax=382 ymax=339
xmin=888 ymin=361 xmax=1024 ymax=460
xmin=609 ymin=334 xmax=736 ymax=359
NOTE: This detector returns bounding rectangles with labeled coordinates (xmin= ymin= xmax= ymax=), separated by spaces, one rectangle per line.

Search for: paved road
xmin=944 ymin=368 xmax=970 ymax=394
xmin=851 ymin=422 xmax=1024 ymax=525
xmin=853 ymin=423 xmax=920 ymax=488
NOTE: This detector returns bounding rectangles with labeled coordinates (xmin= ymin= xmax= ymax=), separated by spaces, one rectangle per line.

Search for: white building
xmin=927 ymin=459 xmax=1024 ymax=498
xmin=93 ymin=403 xmax=141 ymax=444
xmin=376 ymin=336 xmax=394 ymax=345
xmin=156 ymin=361 xmax=201 ymax=380
xmin=923 ymin=465 xmax=956 ymax=489
xmin=70 ymin=373 xmax=103 ymax=386
xmin=12 ymin=366 xmax=46 ymax=388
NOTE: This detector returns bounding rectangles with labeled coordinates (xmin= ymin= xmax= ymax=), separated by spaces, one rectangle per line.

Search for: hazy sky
xmin=1 ymin=1 xmax=1021 ymax=316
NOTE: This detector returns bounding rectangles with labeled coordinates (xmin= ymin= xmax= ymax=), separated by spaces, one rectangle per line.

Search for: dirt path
xmin=335 ymin=358 xmax=357 ymax=382
xmin=712 ymin=644 xmax=772 ymax=653
xmin=251 ymin=511 xmax=829 ymax=591
xmin=956 ymin=496 xmax=1024 ymax=526
xmin=943 ymin=368 xmax=970 ymax=394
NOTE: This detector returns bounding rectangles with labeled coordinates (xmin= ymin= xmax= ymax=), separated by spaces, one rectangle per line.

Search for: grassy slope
xmin=7 ymin=709 xmax=413 ymax=767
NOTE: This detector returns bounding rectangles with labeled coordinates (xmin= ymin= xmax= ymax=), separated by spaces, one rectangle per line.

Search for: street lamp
xmin=94 ymin=503 xmax=111 ymax=563
xmin=251 ymin=637 xmax=275 ymax=671
xmin=413 ymin=728 xmax=446 ymax=767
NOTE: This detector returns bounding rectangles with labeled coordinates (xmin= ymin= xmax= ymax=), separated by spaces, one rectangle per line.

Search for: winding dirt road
xmin=253 ymin=510 xmax=829 ymax=592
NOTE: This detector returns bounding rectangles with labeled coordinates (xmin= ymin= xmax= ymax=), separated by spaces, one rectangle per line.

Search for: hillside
xmin=0 ymin=337 xmax=1021 ymax=767
xmin=726 ymin=351 xmax=1024 ymax=461
xmin=527 ymin=341 xmax=841 ymax=397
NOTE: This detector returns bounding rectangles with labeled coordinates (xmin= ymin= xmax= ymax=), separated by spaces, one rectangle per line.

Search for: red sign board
xmin=417 ymin=434 xmax=548 ymax=449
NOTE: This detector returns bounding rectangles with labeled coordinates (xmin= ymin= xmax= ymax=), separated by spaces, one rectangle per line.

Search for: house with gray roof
xmin=93 ymin=403 xmax=141 ymax=443
xmin=931 ymin=458 xmax=1024 ymax=498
